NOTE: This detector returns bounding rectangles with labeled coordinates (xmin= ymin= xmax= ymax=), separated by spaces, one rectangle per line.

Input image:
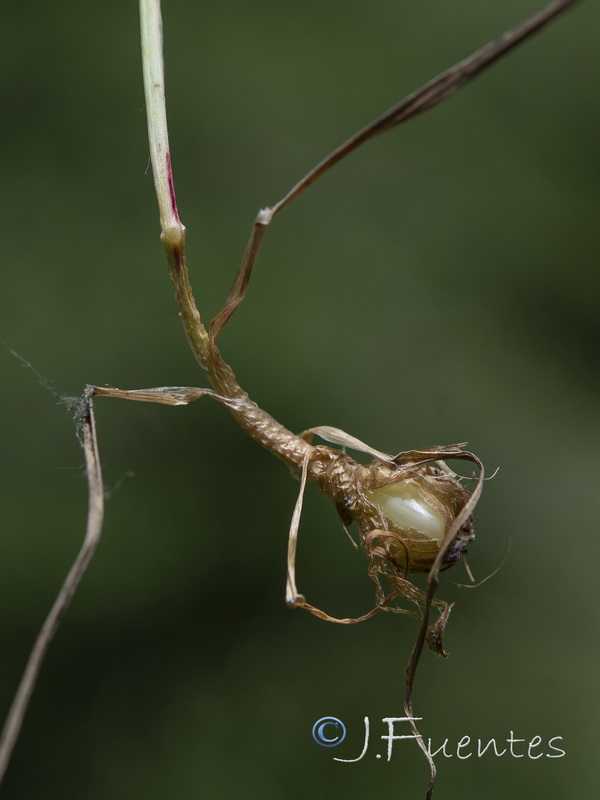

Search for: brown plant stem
xmin=0 ymin=389 xmax=104 ymax=784
xmin=210 ymin=0 xmax=582 ymax=344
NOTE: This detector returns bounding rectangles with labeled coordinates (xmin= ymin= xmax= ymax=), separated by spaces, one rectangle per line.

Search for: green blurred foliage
xmin=1 ymin=1 xmax=598 ymax=798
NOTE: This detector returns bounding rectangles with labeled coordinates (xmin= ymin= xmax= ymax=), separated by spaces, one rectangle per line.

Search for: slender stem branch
xmin=403 ymin=453 xmax=485 ymax=797
xmin=271 ymin=0 xmax=581 ymax=216
xmin=0 ymin=389 xmax=104 ymax=783
xmin=212 ymin=0 xmax=581 ymax=342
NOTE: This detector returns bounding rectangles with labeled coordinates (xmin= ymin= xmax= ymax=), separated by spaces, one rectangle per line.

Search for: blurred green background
xmin=1 ymin=1 xmax=598 ymax=797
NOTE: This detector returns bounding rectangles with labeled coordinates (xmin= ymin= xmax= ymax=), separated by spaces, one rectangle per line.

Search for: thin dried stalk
xmin=210 ymin=0 xmax=582 ymax=343
xmin=0 ymin=389 xmax=104 ymax=783
xmin=404 ymin=454 xmax=484 ymax=800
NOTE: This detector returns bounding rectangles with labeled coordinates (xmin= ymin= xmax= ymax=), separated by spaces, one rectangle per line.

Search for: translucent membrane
xmin=367 ymin=481 xmax=446 ymax=544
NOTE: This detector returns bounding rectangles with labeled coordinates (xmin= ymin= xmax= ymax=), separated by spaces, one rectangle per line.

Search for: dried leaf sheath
xmin=93 ymin=378 xmax=481 ymax=631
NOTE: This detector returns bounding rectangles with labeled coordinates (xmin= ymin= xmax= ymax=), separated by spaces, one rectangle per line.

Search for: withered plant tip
xmin=0 ymin=1 xmax=581 ymax=797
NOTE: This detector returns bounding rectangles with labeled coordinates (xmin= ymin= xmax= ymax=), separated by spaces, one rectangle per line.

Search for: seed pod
xmin=362 ymin=464 xmax=475 ymax=574
xmin=303 ymin=431 xmax=479 ymax=581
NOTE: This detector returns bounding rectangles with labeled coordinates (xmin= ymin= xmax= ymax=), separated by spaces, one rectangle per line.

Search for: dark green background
xmin=1 ymin=1 xmax=598 ymax=797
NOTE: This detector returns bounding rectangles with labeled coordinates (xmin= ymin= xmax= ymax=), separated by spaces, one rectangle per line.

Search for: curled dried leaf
xmin=426 ymin=602 xmax=454 ymax=659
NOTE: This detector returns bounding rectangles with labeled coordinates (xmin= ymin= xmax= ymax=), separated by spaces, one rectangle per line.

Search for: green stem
xmin=139 ymin=0 xmax=212 ymax=371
